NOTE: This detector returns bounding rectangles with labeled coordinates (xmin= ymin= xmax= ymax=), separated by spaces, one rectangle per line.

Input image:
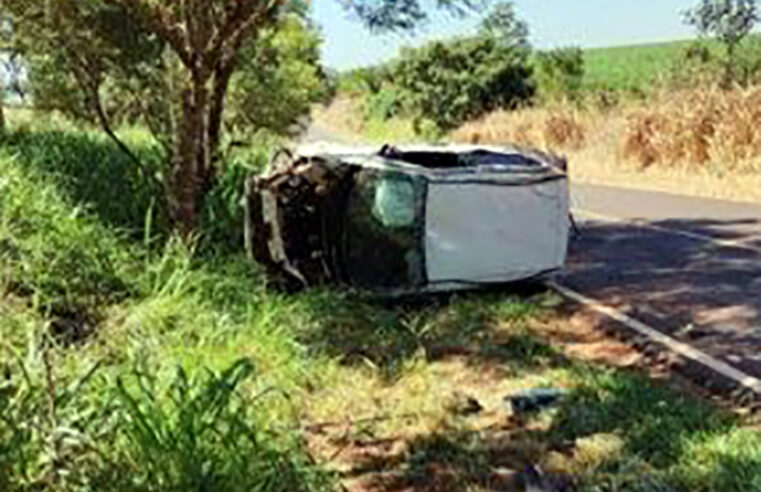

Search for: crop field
xmin=582 ymin=39 xmax=692 ymax=92
xmin=584 ymin=34 xmax=761 ymax=91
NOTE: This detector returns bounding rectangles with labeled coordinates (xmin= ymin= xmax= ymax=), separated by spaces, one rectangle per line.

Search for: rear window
xmin=344 ymin=170 xmax=425 ymax=289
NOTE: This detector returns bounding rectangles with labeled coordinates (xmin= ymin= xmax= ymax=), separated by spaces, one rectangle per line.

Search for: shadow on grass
xmin=292 ymin=282 xmax=567 ymax=380
xmin=291 ymin=282 xmax=761 ymax=490
xmin=341 ymin=367 xmax=761 ymax=491
xmin=346 ymin=431 xmax=529 ymax=492
xmin=2 ymin=130 xmax=165 ymax=235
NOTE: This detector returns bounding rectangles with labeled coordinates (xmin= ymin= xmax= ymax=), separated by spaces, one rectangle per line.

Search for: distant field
xmin=581 ymin=35 xmax=760 ymax=92
xmin=582 ymin=39 xmax=692 ymax=91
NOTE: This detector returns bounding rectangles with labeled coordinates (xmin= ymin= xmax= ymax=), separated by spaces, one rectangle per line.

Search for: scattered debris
xmin=505 ymin=388 xmax=569 ymax=415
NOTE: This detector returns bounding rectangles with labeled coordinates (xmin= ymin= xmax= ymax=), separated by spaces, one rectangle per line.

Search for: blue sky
xmin=311 ymin=0 xmax=697 ymax=70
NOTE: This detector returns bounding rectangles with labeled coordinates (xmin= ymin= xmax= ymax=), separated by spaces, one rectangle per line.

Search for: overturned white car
xmin=245 ymin=143 xmax=570 ymax=295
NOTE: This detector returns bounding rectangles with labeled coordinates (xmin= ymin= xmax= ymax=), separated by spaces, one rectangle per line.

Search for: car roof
xmin=295 ymin=142 xmax=567 ymax=178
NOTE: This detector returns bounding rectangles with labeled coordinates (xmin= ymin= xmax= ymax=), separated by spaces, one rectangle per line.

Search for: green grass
xmin=2 ymin=127 xmax=761 ymax=491
xmin=582 ymin=39 xmax=692 ymax=92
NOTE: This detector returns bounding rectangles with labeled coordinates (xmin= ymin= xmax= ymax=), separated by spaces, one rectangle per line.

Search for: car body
xmin=245 ymin=143 xmax=570 ymax=295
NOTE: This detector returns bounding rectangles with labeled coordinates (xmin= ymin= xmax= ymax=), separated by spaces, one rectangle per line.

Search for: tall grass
xmin=2 ymin=130 xmax=165 ymax=236
xmin=453 ymin=85 xmax=761 ymax=173
xmin=0 ymin=129 xmax=334 ymax=491
xmin=623 ymin=86 xmax=761 ymax=170
xmin=0 ymin=337 xmax=330 ymax=491
xmin=0 ymin=150 xmax=138 ymax=330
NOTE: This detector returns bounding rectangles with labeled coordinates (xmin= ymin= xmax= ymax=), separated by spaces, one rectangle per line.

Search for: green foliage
xmin=363 ymin=86 xmax=405 ymax=120
xmin=15 ymin=6 xmax=328 ymax=144
xmin=535 ymin=47 xmax=585 ymax=102
xmin=347 ymin=0 xmax=479 ymax=32
xmin=337 ymin=65 xmax=389 ymax=95
xmin=479 ymin=1 xmax=530 ymax=49
xmin=0 ymin=341 xmax=113 ymax=490
xmin=386 ymin=35 xmax=534 ymax=132
xmin=108 ymin=359 xmax=330 ymax=492
xmin=0 ymin=148 xmax=137 ymax=318
xmin=685 ymin=0 xmax=759 ymax=83
xmin=685 ymin=0 xmax=758 ymax=47
xmin=225 ymin=16 xmax=331 ymax=138
xmin=199 ymin=141 xmax=272 ymax=253
xmin=0 ymin=341 xmax=330 ymax=492
xmin=1 ymin=130 xmax=164 ymax=234
xmin=343 ymin=2 xmax=534 ymax=133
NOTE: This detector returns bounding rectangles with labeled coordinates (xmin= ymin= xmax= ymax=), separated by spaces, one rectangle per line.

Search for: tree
xmin=1 ymin=0 xmax=479 ymax=234
xmin=685 ymin=0 xmax=759 ymax=85
xmin=380 ymin=2 xmax=533 ymax=133
xmin=535 ymin=47 xmax=585 ymax=102
xmin=480 ymin=1 xmax=529 ymax=49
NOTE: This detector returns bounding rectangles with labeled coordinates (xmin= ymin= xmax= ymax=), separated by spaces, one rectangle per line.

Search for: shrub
xmin=336 ymin=66 xmax=387 ymax=96
xmin=363 ymin=86 xmax=405 ymax=121
xmin=535 ymin=47 xmax=585 ymax=102
xmin=388 ymin=35 xmax=534 ymax=132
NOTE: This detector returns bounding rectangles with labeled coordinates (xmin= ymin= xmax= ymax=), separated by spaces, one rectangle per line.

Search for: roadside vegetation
xmin=317 ymin=0 xmax=761 ymax=203
xmin=2 ymin=114 xmax=761 ymax=491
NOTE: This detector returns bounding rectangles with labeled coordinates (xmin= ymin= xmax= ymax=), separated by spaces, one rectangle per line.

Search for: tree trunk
xmin=208 ymin=62 xmax=236 ymax=167
xmin=168 ymin=77 xmax=211 ymax=234
xmin=724 ymin=42 xmax=737 ymax=89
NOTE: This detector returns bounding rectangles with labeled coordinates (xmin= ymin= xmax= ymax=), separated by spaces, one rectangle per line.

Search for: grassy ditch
xmin=1 ymin=128 xmax=761 ymax=491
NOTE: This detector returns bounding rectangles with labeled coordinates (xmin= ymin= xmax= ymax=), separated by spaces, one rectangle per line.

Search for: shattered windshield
xmin=372 ymin=177 xmax=417 ymax=227
xmin=344 ymin=170 xmax=425 ymax=290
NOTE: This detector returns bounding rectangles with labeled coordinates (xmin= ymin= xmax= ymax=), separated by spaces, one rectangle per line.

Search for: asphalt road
xmin=566 ymin=183 xmax=761 ymax=379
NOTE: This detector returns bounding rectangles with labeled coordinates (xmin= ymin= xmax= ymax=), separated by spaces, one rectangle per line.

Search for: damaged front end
xmin=244 ymin=150 xmax=354 ymax=291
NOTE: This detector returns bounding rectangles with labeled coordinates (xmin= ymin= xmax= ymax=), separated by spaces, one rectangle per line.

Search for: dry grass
xmin=622 ymin=87 xmax=761 ymax=169
xmin=452 ymin=87 xmax=761 ymax=204
xmin=311 ymin=97 xmax=418 ymax=144
xmin=314 ymin=88 xmax=761 ymax=203
xmin=456 ymin=106 xmax=589 ymax=152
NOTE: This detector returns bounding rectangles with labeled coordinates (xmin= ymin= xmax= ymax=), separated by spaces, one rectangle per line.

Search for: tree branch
xmin=104 ymin=0 xmax=193 ymax=68
xmin=68 ymin=54 xmax=148 ymax=174
xmin=205 ymin=0 xmax=282 ymax=72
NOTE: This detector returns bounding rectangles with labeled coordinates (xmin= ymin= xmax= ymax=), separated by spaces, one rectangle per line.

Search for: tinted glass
xmin=345 ymin=170 xmax=425 ymax=289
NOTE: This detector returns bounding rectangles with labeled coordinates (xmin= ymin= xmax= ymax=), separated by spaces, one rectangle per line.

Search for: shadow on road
xmin=564 ymin=217 xmax=761 ymax=377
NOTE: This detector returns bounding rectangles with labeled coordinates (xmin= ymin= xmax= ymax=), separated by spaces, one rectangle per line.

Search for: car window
xmin=345 ymin=170 xmax=425 ymax=290
xmin=373 ymin=178 xmax=416 ymax=227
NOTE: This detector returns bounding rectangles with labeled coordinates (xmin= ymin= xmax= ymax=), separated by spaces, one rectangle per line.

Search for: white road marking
xmin=573 ymin=207 xmax=761 ymax=254
xmin=548 ymin=280 xmax=761 ymax=395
